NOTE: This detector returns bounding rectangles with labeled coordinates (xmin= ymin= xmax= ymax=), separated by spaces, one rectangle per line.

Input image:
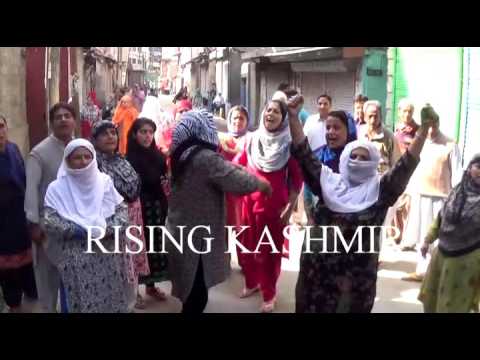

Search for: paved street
xmin=11 ymin=228 xmax=423 ymax=314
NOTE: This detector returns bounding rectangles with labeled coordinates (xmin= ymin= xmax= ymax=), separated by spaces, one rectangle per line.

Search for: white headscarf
xmin=247 ymin=101 xmax=291 ymax=173
xmin=320 ymin=140 xmax=381 ymax=213
xmin=45 ymin=139 xmax=124 ymax=237
xmin=272 ymin=91 xmax=288 ymax=103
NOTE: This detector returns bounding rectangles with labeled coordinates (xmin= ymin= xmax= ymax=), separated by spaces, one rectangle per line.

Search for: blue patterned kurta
xmin=44 ymin=203 xmax=129 ymax=313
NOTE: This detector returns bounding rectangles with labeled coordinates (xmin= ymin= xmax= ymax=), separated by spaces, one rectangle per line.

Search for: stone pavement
xmin=5 ymin=229 xmax=424 ymax=314
xmin=134 ymin=228 xmax=424 ymax=314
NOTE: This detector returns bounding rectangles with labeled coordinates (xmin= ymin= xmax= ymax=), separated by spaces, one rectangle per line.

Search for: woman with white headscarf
xmin=219 ymin=105 xmax=251 ymax=161
xmin=219 ymin=106 xmax=252 ymax=235
xmin=287 ymin=95 xmax=437 ymax=313
xmin=43 ymin=139 xmax=129 ymax=313
xmin=234 ymin=99 xmax=303 ymax=313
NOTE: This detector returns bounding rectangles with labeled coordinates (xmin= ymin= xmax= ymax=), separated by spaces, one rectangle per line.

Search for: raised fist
xmin=420 ymin=104 xmax=439 ymax=128
xmin=286 ymin=94 xmax=304 ymax=118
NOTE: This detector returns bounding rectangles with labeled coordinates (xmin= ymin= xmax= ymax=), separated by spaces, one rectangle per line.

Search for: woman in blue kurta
xmin=304 ymin=111 xmax=357 ymax=221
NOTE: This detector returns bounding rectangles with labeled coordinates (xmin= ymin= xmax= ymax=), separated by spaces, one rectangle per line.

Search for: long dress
xmin=420 ymin=246 xmax=480 ymax=312
xmin=166 ymin=148 xmax=260 ymax=303
xmin=112 ymin=103 xmax=139 ymax=155
xmin=419 ymin=187 xmax=480 ymax=312
xmin=96 ymin=152 xmax=150 ymax=281
xmin=127 ymin=142 xmax=169 ymax=286
xmin=234 ymin=149 xmax=303 ymax=302
xmin=43 ymin=204 xmax=129 ymax=313
xmin=291 ymin=138 xmax=419 ymax=313
xmin=0 ymin=142 xmax=37 ymax=308
xmin=138 ymin=188 xmax=169 ymax=285
xmin=402 ymin=134 xmax=462 ymax=275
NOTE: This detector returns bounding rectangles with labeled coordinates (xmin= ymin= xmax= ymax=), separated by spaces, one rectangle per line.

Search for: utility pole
xmin=48 ymin=47 xmax=61 ymax=109
xmin=69 ymin=47 xmax=81 ymax=137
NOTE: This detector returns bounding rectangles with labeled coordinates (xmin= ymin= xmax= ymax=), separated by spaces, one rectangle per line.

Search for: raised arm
xmin=390 ymin=135 xmax=402 ymax=168
xmin=380 ymin=104 xmax=437 ymax=206
xmin=287 ymin=95 xmax=323 ymax=197
xmin=407 ymin=104 xmax=438 ymax=159
xmin=288 ymin=96 xmax=308 ymax=146
xmin=449 ymin=142 xmax=463 ymax=188
xmin=204 ymin=151 xmax=272 ymax=197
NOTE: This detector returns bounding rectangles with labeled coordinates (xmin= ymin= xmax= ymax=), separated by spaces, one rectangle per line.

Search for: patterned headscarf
xmin=92 ymin=120 xmax=141 ymax=203
xmin=170 ymin=109 xmax=219 ymax=180
xmin=442 ymin=154 xmax=480 ymax=225
xmin=172 ymin=99 xmax=193 ymax=120
xmin=91 ymin=120 xmax=116 ymax=141
xmin=437 ymin=154 xmax=480 ymax=253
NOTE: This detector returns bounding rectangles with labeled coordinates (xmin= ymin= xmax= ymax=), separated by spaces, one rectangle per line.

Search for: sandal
xmin=401 ymin=272 xmax=424 ymax=282
xmin=146 ymin=287 xmax=167 ymax=301
xmin=239 ymin=286 xmax=259 ymax=299
xmin=260 ymin=298 xmax=276 ymax=313
xmin=134 ymin=294 xmax=147 ymax=310
xmin=8 ymin=306 xmax=22 ymax=313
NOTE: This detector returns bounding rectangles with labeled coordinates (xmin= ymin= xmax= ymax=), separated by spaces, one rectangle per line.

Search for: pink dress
xmin=127 ymin=199 xmax=150 ymax=281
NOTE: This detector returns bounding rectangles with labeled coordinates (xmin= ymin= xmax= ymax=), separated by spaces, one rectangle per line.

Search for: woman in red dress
xmin=234 ymin=100 xmax=303 ymax=312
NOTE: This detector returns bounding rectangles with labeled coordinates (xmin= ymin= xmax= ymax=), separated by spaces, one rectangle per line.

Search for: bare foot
xmin=239 ymin=286 xmax=260 ymax=299
xmin=146 ymin=287 xmax=167 ymax=301
xmin=260 ymin=298 xmax=276 ymax=313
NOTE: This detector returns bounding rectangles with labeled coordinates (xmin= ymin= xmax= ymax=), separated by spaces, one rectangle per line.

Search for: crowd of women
xmin=1 ymin=83 xmax=479 ymax=314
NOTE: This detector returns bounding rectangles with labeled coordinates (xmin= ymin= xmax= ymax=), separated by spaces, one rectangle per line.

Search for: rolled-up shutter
xmin=300 ymin=72 xmax=325 ymax=114
xmin=325 ymin=72 xmax=355 ymax=113
xmin=299 ymin=72 xmax=355 ymax=114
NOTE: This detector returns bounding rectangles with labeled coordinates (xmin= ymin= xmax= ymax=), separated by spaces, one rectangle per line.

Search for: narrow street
xmin=16 ymin=229 xmax=422 ymax=314
xmin=136 ymin=230 xmax=423 ymax=313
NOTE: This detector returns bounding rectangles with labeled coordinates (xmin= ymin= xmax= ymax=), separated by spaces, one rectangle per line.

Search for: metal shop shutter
xmin=299 ymin=72 xmax=355 ymax=114
xmin=325 ymin=72 xmax=355 ymax=112
xmin=300 ymin=72 xmax=325 ymax=114
xmin=265 ymin=67 xmax=290 ymax=102
xmin=325 ymin=72 xmax=356 ymax=114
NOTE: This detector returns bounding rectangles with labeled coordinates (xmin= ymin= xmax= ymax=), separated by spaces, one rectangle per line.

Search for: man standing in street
xmin=353 ymin=94 xmax=368 ymax=136
xmin=24 ymin=103 xmax=76 ymax=312
xmin=392 ymin=99 xmax=420 ymax=244
xmin=401 ymin=107 xmax=463 ymax=281
xmin=358 ymin=100 xmax=402 ymax=249
xmin=303 ymin=94 xmax=332 ymax=152
xmin=359 ymin=100 xmax=401 ymax=175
